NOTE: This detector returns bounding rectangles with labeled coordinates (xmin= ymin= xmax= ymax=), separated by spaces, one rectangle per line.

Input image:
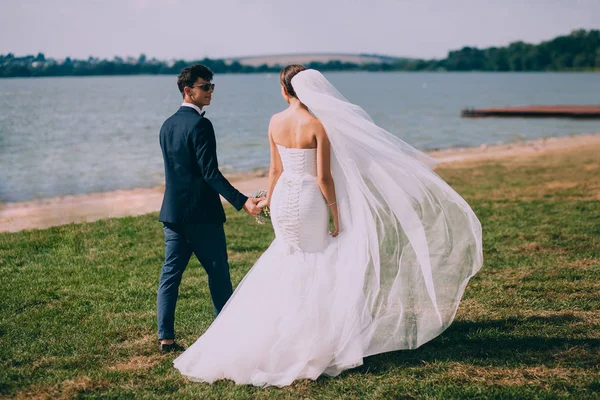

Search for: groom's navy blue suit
xmin=157 ymin=105 xmax=248 ymax=341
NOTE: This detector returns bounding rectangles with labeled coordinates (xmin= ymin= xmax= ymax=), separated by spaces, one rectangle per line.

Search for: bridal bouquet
xmin=251 ymin=189 xmax=271 ymax=225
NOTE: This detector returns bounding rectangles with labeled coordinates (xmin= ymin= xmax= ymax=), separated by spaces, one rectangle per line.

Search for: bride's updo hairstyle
xmin=280 ymin=64 xmax=306 ymax=98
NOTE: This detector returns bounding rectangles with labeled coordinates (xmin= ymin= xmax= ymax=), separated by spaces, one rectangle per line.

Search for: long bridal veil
xmin=291 ymin=69 xmax=483 ymax=357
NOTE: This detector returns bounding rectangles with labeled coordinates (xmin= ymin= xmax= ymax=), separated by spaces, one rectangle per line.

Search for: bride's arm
xmin=315 ymin=122 xmax=339 ymax=237
xmin=265 ymin=120 xmax=283 ymax=207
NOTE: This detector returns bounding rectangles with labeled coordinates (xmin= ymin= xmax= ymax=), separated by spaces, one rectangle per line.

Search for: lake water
xmin=1 ymin=72 xmax=599 ymax=203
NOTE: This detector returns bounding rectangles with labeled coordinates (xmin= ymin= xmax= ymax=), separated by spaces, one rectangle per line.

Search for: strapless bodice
xmin=276 ymin=145 xmax=317 ymax=177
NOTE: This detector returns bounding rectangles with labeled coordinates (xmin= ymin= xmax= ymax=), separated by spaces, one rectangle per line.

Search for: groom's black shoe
xmin=159 ymin=341 xmax=186 ymax=353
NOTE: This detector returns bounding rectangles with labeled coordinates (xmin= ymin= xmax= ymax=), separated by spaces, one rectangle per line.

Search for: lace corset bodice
xmin=277 ymin=145 xmax=318 ymax=177
xmin=270 ymin=145 xmax=328 ymax=253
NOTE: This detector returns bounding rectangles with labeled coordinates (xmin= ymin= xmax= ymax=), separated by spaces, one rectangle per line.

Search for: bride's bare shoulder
xmin=268 ymin=113 xmax=282 ymax=136
xmin=295 ymin=110 xmax=319 ymax=125
xmin=269 ymin=110 xmax=287 ymax=127
xmin=300 ymin=113 xmax=325 ymax=134
xmin=271 ymin=109 xmax=287 ymax=119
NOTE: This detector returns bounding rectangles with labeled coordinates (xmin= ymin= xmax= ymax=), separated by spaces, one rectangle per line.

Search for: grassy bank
xmin=1 ymin=147 xmax=599 ymax=399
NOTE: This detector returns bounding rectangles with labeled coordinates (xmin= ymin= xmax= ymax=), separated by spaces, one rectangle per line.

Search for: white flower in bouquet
xmin=251 ymin=189 xmax=271 ymax=225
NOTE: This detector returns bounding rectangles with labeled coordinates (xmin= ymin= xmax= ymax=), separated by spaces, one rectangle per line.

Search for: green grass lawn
xmin=1 ymin=148 xmax=599 ymax=399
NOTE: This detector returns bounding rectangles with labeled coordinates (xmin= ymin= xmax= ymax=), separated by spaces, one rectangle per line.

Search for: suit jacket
xmin=158 ymin=106 xmax=248 ymax=224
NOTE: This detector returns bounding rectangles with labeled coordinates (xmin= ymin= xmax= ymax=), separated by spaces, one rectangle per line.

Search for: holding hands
xmin=245 ymin=189 xmax=271 ymax=224
xmin=243 ymin=197 xmax=265 ymax=217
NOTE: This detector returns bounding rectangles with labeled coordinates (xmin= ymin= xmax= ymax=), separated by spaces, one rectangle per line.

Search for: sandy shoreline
xmin=2 ymin=133 xmax=599 ymax=233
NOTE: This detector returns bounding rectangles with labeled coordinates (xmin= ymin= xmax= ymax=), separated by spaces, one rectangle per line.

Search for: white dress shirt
xmin=181 ymin=102 xmax=204 ymax=115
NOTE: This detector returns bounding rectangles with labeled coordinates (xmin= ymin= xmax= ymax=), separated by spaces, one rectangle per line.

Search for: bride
xmin=173 ymin=65 xmax=483 ymax=387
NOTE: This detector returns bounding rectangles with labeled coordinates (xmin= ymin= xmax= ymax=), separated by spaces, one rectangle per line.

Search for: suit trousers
xmin=157 ymin=222 xmax=233 ymax=340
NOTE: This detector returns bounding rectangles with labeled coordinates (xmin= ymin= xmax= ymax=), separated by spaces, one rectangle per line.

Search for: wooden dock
xmin=461 ymin=105 xmax=600 ymax=119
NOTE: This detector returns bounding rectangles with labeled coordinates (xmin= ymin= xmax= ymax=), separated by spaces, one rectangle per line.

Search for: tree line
xmin=1 ymin=29 xmax=598 ymax=78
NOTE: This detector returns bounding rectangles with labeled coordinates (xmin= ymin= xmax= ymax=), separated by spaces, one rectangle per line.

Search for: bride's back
xmin=268 ymin=106 xmax=329 ymax=253
xmin=270 ymin=108 xmax=319 ymax=149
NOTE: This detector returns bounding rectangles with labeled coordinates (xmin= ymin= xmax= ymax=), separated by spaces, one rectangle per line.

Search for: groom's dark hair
xmin=177 ymin=64 xmax=214 ymax=97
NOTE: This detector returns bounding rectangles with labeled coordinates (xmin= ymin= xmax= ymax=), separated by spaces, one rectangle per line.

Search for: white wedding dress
xmin=174 ymin=70 xmax=483 ymax=387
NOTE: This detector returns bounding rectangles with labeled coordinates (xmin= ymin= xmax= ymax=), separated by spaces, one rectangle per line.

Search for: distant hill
xmin=1 ymin=29 xmax=598 ymax=77
xmin=225 ymin=53 xmax=406 ymax=67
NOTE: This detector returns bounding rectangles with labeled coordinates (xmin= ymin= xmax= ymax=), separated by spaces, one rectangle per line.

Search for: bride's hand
xmin=330 ymin=219 xmax=339 ymax=237
xmin=257 ymin=198 xmax=268 ymax=208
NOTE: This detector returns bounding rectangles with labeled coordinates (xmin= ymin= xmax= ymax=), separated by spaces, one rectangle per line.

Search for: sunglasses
xmin=192 ymin=83 xmax=215 ymax=91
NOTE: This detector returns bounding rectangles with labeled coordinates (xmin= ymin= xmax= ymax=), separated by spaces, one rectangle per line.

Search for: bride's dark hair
xmin=280 ymin=64 xmax=306 ymax=98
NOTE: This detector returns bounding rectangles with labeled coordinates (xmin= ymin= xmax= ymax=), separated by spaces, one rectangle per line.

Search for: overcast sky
xmin=1 ymin=0 xmax=598 ymax=60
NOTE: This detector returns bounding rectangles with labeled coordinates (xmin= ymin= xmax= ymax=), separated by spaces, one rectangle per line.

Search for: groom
xmin=157 ymin=64 xmax=263 ymax=352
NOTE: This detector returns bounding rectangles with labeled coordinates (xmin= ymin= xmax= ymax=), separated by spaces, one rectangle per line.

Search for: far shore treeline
xmin=1 ymin=29 xmax=599 ymax=78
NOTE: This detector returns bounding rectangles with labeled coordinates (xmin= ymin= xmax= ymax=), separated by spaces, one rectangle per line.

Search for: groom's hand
xmin=243 ymin=197 xmax=264 ymax=217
